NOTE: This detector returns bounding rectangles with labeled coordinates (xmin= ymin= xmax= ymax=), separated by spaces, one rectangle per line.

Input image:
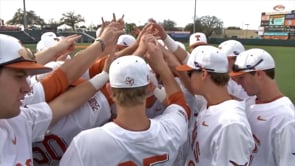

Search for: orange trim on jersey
xmin=101 ymin=84 xmax=114 ymax=105
xmin=41 ymin=68 xmax=69 ymax=102
xmin=89 ymin=56 xmax=107 ymax=78
xmin=167 ymin=91 xmax=191 ymax=119
xmin=146 ymin=95 xmax=157 ymax=108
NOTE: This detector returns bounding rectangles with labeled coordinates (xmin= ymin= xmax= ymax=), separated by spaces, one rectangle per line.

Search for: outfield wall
xmin=207 ymin=38 xmax=295 ymax=47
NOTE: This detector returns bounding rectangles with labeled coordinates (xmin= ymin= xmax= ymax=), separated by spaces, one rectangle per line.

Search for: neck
xmin=256 ymin=80 xmax=283 ymax=103
xmin=203 ymin=86 xmax=232 ymax=107
xmin=114 ymin=104 xmax=150 ymax=131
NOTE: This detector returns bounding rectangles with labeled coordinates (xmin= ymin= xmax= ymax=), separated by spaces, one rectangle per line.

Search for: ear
xmin=201 ymin=70 xmax=208 ymax=80
xmin=255 ymin=70 xmax=264 ymax=79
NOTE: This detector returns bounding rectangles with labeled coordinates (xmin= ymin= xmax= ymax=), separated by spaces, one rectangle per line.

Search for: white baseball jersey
xmin=22 ymin=81 xmax=45 ymax=105
xmin=60 ymin=104 xmax=189 ymax=166
xmin=186 ymin=99 xmax=254 ymax=166
xmin=246 ymin=96 xmax=295 ymax=166
xmin=0 ymin=103 xmax=52 ymax=165
xmin=227 ymin=78 xmax=249 ymax=100
xmin=145 ymin=96 xmax=166 ymax=118
xmin=175 ymin=77 xmax=207 ymax=166
xmin=32 ymin=91 xmax=111 ymax=166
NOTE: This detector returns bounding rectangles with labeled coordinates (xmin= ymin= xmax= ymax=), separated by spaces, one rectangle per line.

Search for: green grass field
xmin=25 ymin=43 xmax=295 ymax=103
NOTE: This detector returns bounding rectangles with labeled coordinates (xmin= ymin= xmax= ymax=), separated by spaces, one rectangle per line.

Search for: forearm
xmin=35 ymin=46 xmax=60 ymax=64
xmin=49 ymin=71 xmax=109 ymax=126
xmin=157 ymin=62 xmax=181 ymax=98
xmin=163 ymin=35 xmax=188 ymax=62
xmin=59 ymin=40 xmax=107 ymax=84
xmin=49 ymin=81 xmax=97 ymax=126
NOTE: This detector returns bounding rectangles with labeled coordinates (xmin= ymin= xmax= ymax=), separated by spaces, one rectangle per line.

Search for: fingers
xmin=112 ymin=13 xmax=116 ymax=22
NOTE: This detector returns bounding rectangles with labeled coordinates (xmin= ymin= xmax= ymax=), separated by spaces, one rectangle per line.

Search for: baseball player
xmin=230 ymin=48 xmax=295 ymax=166
xmin=218 ymin=39 xmax=250 ymax=100
xmin=177 ymin=45 xmax=254 ymax=166
xmin=0 ymin=32 xmax=114 ymax=165
xmin=188 ymin=32 xmax=207 ymax=52
xmin=60 ymin=35 xmax=190 ymax=166
xmin=0 ymin=20 xmax=124 ymax=165
xmin=116 ymin=34 xmax=136 ymax=51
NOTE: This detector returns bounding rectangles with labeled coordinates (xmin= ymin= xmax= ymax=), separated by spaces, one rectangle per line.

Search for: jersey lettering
xmin=33 ymin=134 xmax=67 ymax=165
xmin=118 ymin=154 xmax=168 ymax=166
xmin=191 ymin=120 xmax=199 ymax=162
xmin=15 ymin=159 xmax=32 ymax=166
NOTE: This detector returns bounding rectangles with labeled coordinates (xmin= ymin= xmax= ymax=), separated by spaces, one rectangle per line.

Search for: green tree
xmin=7 ymin=8 xmax=45 ymax=26
xmin=45 ymin=18 xmax=61 ymax=30
xmin=184 ymin=15 xmax=223 ymax=38
xmin=161 ymin=19 xmax=177 ymax=31
xmin=226 ymin=26 xmax=241 ymax=30
xmin=60 ymin=11 xmax=85 ymax=31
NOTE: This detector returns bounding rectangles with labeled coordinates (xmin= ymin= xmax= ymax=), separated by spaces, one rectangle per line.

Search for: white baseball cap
xmin=230 ymin=48 xmax=275 ymax=77
xmin=109 ymin=55 xmax=149 ymax=88
xmin=177 ymin=45 xmax=228 ymax=73
xmin=117 ymin=34 xmax=136 ymax=47
xmin=218 ymin=40 xmax=245 ymax=57
xmin=189 ymin=32 xmax=207 ymax=49
xmin=0 ymin=34 xmax=52 ymax=75
xmin=41 ymin=32 xmax=57 ymax=41
xmin=37 ymin=32 xmax=59 ymax=51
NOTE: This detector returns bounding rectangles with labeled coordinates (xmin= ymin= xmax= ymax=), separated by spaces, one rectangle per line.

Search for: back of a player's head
xmin=0 ymin=34 xmax=51 ymax=75
xmin=230 ymin=48 xmax=275 ymax=79
xmin=189 ymin=32 xmax=207 ymax=51
xmin=117 ymin=34 xmax=136 ymax=47
xmin=37 ymin=32 xmax=59 ymax=52
xmin=109 ymin=55 xmax=149 ymax=106
xmin=218 ymin=40 xmax=245 ymax=58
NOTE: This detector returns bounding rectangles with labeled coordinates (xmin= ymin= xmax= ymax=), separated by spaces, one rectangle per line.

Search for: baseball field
xmin=24 ymin=43 xmax=295 ymax=103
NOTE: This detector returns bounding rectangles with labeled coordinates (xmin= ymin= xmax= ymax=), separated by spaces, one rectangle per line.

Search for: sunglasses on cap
xmin=232 ymin=59 xmax=263 ymax=72
xmin=187 ymin=62 xmax=215 ymax=77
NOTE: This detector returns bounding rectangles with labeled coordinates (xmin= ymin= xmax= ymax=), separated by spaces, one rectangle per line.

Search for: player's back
xmin=60 ymin=107 xmax=188 ymax=166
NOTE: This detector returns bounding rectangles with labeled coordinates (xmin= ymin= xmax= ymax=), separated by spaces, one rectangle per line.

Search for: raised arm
xmin=41 ymin=21 xmax=124 ymax=102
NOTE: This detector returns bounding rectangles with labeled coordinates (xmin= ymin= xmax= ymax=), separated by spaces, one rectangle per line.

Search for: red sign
xmin=285 ymin=19 xmax=295 ymax=26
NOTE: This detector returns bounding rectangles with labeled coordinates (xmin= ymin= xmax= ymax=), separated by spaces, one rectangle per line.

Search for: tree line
xmin=2 ymin=8 xmax=241 ymax=38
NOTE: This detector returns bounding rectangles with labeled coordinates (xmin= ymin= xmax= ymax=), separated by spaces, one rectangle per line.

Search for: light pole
xmin=193 ymin=0 xmax=197 ymax=33
xmin=23 ymin=0 xmax=27 ymax=30
xmin=245 ymin=23 xmax=249 ymax=38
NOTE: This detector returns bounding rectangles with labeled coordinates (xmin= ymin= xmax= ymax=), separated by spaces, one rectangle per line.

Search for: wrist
xmin=95 ymin=38 xmax=105 ymax=52
xmin=164 ymin=35 xmax=178 ymax=52
xmin=89 ymin=71 xmax=109 ymax=90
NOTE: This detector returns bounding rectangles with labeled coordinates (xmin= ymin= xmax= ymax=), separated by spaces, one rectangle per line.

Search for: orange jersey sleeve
xmin=167 ymin=91 xmax=191 ymax=119
xmin=41 ymin=68 xmax=69 ymax=102
xmin=88 ymin=56 xmax=107 ymax=78
xmin=100 ymin=84 xmax=114 ymax=106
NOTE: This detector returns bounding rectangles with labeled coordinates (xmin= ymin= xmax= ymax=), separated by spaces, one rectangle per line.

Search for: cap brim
xmin=229 ymin=71 xmax=247 ymax=77
xmin=5 ymin=61 xmax=52 ymax=75
xmin=176 ymin=65 xmax=193 ymax=71
xmin=189 ymin=42 xmax=207 ymax=49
